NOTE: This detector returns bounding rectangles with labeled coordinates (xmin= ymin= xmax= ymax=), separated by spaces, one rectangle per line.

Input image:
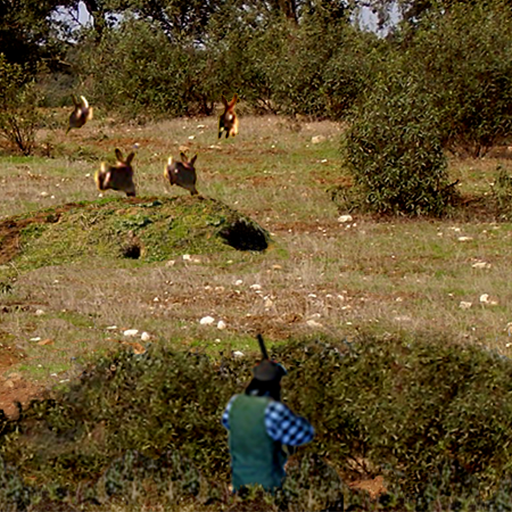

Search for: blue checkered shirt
xmin=222 ymin=394 xmax=314 ymax=446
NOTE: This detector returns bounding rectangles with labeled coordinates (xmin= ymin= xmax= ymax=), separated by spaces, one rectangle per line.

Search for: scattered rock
xmin=200 ymin=316 xmax=215 ymax=325
xmin=472 ymin=261 xmax=491 ymax=269
xmin=37 ymin=339 xmax=53 ymax=346
xmin=123 ymin=329 xmax=139 ymax=337
xmin=480 ymin=294 xmax=498 ymax=305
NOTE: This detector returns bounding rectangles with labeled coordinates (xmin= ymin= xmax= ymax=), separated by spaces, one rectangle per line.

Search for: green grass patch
xmin=3 ymin=196 xmax=271 ymax=272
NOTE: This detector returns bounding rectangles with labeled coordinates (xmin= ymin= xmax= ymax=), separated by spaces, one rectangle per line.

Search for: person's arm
xmin=264 ymin=401 xmax=314 ymax=446
xmin=221 ymin=395 xmax=238 ymax=430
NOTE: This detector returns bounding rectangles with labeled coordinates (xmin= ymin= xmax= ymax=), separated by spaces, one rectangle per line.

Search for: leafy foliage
xmin=404 ymin=0 xmax=512 ymax=157
xmin=0 ymin=55 xmax=42 ymax=155
xmin=0 ymin=0 xmax=73 ymax=72
xmin=3 ymin=334 xmax=512 ymax=510
xmin=491 ymin=166 xmax=512 ymax=221
xmin=340 ymin=68 xmax=457 ymax=216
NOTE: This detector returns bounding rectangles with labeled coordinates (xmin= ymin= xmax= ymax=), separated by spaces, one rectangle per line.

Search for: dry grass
xmin=1 ymin=112 xmax=512 ymax=395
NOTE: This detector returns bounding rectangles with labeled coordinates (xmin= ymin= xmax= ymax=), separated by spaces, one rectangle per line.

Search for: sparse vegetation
xmin=1 ymin=0 xmax=512 ymax=507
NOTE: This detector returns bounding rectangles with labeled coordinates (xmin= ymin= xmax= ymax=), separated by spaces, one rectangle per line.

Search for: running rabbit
xmin=95 ymin=149 xmax=136 ymax=197
xmin=164 ymin=152 xmax=198 ymax=196
xmin=67 ymin=95 xmax=93 ymax=133
xmin=218 ymin=94 xmax=239 ymax=139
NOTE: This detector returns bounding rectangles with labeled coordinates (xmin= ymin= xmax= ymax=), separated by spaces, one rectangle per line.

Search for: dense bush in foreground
xmin=2 ymin=333 xmax=512 ymax=510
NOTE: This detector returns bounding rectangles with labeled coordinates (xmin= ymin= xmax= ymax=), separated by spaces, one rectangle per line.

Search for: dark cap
xmin=252 ymin=360 xmax=287 ymax=382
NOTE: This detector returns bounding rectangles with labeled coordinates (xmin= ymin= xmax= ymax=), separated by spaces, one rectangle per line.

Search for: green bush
xmin=402 ymin=0 xmax=512 ymax=157
xmin=492 ymin=165 xmax=512 ymax=221
xmin=77 ymin=18 xmax=209 ymax=118
xmin=3 ymin=334 xmax=512 ymax=510
xmin=340 ymin=68 xmax=456 ymax=216
xmin=0 ymin=54 xmax=41 ymax=155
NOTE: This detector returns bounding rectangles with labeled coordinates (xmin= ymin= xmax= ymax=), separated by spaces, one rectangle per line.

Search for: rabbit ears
xmin=115 ymin=148 xmax=135 ymax=165
xmin=222 ymin=94 xmax=238 ymax=109
xmin=72 ymin=94 xmax=89 ymax=109
xmin=179 ymin=152 xmax=197 ymax=165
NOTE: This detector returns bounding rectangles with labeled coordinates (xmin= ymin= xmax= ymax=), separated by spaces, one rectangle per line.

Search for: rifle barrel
xmin=257 ymin=334 xmax=269 ymax=360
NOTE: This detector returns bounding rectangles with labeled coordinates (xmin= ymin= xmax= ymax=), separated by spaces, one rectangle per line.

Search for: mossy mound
xmin=0 ymin=196 xmax=271 ymax=270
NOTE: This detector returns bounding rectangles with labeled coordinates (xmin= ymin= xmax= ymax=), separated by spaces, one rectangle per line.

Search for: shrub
xmin=77 ymin=18 xmax=209 ymax=118
xmin=0 ymin=54 xmax=41 ymax=155
xmin=4 ymin=334 xmax=512 ymax=510
xmin=404 ymin=0 xmax=512 ymax=157
xmin=340 ymin=68 xmax=457 ymax=216
xmin=491 ymin=165 xmax=512 ymax=221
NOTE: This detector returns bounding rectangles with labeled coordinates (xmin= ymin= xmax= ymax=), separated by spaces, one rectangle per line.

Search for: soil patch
xmin=0 ymin=204 xmax=77 ymax=265
xmin=0 ymin=345 xmax=44 ymax=418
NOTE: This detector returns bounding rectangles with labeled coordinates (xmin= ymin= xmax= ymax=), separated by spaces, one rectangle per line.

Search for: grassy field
xmin=1 ymin=110 xmax=512 ymax=410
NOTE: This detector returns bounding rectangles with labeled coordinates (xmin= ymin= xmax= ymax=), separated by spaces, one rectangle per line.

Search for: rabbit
xmin=164 ymin=152 xmax=199 ymax=196
xmin=67 ymin=95 xmax=93 ymax=133
xmin=218 ymin=94 xmax=239 ymax=139
xmin=95 ymin=149 xmax=136 ymax=197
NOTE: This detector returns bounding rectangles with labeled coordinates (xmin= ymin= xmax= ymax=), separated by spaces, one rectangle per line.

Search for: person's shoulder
xmin=265 ymin=400 xmax=291 ymax=415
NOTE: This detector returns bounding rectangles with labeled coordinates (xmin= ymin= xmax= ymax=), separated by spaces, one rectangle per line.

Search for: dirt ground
xmin=0 ymin=344 xmax=42 ymax=417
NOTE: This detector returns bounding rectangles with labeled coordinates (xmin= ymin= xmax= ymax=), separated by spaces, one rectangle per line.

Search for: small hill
xmin=0 ymin=196 xmax=271 ymax=270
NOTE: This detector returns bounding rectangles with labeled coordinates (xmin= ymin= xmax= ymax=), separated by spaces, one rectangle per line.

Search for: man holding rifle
xmin=221 ymin=335 xmax=315 ymax=493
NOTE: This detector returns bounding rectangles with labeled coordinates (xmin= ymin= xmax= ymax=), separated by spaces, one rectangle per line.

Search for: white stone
xmin=338 ymin=214 xmax=353 ymax=223
xmin=35 ymin=309 xmax=45 ymax=316
xmin=217 ymin=320 xmax=227 ymax=330
xmin=123 ymin=329 xmax=139 ymax=337
xmin=141 ymin=332 xmax=151 ymax=342
xmin=479 ymin=294 xmax=498 ymax=305
xmin=250 ymin=284 xmax=262 ymax=290
xmin=200 ymin=316 xmax=215 ymax=325
xmin=306 ymin=319 xmax=323 ymax=328
xmin=233 ymin=351 xmax=244 ymax=358
xmin=472 ymin=261 xmax=491 ymax=269
xmin=459 ymin=301 xmax=472 ymax=310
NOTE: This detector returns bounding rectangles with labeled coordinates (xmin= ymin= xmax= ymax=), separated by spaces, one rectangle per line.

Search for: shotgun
xmin=257 ymin=333 xmax=269 ymax=360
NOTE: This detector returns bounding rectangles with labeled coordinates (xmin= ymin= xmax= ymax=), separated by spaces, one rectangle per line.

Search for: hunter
xmin=221 ymin=356 xmax=314 ymax=493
